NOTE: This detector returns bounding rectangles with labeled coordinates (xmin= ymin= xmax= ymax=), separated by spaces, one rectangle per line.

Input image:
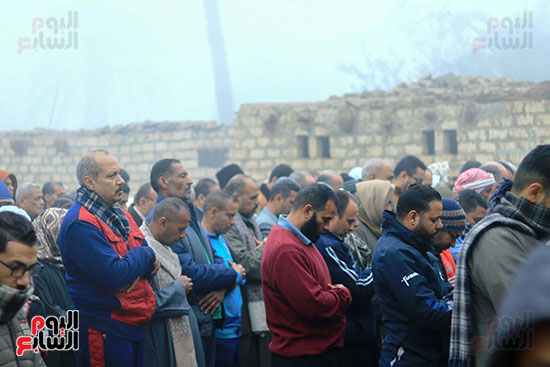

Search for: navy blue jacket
xmin=373 ymin=211 xmax=453 ymax=367
xmin=315 ymin=230 xmax=376 ymax=343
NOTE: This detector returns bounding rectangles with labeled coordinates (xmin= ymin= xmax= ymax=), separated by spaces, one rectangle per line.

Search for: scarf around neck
xmin=449 ymin=191 xmax=548 ymax=367
xmin=76 ymin=185 xmax=130 ymax=240
xmin=0 ymin=284 xmax=34 ymax=324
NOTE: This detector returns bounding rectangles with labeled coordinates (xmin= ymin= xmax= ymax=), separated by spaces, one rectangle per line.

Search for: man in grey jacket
xmin=0 ymin=211 xmax=44 ymax=366
xmin=450 ymin=144 xmax=550 ymax=367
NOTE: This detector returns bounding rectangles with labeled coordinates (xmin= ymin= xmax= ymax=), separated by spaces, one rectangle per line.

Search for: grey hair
xmin=15 ymin=182 xmax=41 ymax=203
xmin=289 ymin=171 xmax=313 ymax=188
xmin=362 ymin=158 xmax=387 ymax=180
xmin=76 ymin=150 xmax=110 ymax=185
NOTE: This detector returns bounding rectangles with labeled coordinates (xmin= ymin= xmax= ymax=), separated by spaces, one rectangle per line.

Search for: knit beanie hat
xmin=216 ymin=164 xmax=244 ymax=189
xmin=441 ymin=198 xmax=466 ymax=232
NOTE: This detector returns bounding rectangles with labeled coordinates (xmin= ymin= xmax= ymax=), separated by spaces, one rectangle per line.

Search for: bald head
xmin=317 ymin=170 xmax=344 ymax=190
xmin=481 ymin=162 xmax=509 ymax=182
xmin=362 ymin=158 xmax=394 ymax=181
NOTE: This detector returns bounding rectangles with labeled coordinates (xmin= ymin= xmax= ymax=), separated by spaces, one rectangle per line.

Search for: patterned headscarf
xmin=33 ymin=208 xmax=68 ymax=269
xmin=454 ymin=168 xmax=495 ymax=194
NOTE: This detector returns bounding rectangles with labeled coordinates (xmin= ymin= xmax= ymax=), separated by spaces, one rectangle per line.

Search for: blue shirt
xmin=278 ymin=215 xmax=311 ymax=246
xmin=204 ymin=229 xmax=245 ymax=339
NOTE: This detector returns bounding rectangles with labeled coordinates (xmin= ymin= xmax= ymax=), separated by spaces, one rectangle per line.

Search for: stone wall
xmin=1 ymin=74 xmax=549 ymax=197
xmin=0 ymin=120 xmax=233 ymax=195
xmin=234 ymin=74 xmax=550 ymax=179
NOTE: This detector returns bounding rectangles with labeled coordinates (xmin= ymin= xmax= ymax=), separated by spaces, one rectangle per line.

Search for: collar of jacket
xmin=381 ymin=210 xmax=435 ymax=255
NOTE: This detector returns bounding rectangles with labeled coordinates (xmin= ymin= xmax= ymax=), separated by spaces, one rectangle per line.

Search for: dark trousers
xmin=202 ymin=330 xmax=217 ymax=367
xmin=240 ymin=331 xmax=271 ymax=367
xmin=343 ymin=342 xmax=378 ymax=367
xmin=271 ymin=348 xmax=343 ymax=367
xmin=78 ymin=326 xmax=144 ymax=367
xmin=215 ymin=337 xmax=240 ymax=367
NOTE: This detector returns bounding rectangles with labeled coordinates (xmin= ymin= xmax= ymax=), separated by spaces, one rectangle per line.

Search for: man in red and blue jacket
xmin=59 ymin=151 xmax=159 ymax=367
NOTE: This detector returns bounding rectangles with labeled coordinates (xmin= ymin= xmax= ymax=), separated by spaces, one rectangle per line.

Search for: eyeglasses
xmin=0 ymin=259 xmax=42 ymax=278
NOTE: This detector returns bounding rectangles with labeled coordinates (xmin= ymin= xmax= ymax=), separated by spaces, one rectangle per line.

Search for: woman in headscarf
xmin=355 ymin=179 xmax=396 ymax=255
xmin=0 ymin=170 xmax=18 ymax=199
xmin=30 ymin=208 xmax=75 ymax=366
xmin=454 ymin=168 xmax=496 ymax=202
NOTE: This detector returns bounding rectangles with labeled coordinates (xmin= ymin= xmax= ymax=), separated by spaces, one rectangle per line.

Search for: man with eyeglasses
xmin=0 ymin=211 xmax=44 ymax=366
xmin=391 ymin=155 xmax=428 ymax=205
xmin=128 ymin=183 xmax=158 ymax=227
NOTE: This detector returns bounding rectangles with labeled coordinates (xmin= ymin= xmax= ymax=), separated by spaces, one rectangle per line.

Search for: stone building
xmin=1 ymin=73 xmax=549 ymax=194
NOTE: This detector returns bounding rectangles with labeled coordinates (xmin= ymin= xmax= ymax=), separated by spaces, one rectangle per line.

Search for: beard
xmin=300 ymin=213 xmax=322 ymax=243
xmin=413 ymin=223 xmax=436 ymax=242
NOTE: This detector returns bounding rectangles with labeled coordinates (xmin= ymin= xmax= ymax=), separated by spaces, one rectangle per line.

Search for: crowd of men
xmin=0 ymin=144 xmax=549 ymax=367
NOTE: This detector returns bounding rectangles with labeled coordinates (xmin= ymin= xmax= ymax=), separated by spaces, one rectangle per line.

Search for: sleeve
xmin=258 ymin=222 xmax=272 ymax=239
xmin=223 ymin=226 xmax=264 ymax=280
xmin=379 ymin=247 xmax=452 ymax=330
xmin=470 ymin=228 xmax=532 ymax=310
xmin=320 ymin=243 xmax=374 ymax=303
xmin=273 ymin=248 xmax=351 ymax=320
xmin=172 ymin=238 xmax=237 ymax=293
xmin=64 ymin=221 xmax=155 ymax=292
xmin=152 ymin=278 xmax=190 ymax=319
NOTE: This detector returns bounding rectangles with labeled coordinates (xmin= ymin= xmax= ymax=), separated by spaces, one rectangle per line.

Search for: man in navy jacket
xmin=315 ymin=190 xmax=377 ymax=367
xmin=147 ymin=158 xmax=239 ymax=367
xmin=373 ymin=184 xmax=452 ymax=367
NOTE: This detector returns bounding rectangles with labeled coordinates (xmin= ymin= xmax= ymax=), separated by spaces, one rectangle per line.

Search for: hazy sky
xmin=1 ymin=1 xmax=547 ymax=130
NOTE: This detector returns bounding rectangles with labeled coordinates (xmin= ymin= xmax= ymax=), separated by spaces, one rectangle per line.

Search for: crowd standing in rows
xmin=0 ymin=144 xmax=549 ymax=367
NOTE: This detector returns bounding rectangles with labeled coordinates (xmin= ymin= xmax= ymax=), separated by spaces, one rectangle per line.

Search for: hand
xmin=228 ymin=259 xmax=246 ymax=278
xmin=178 ymin=275 xmax=193 ymax=294
xmin=328 ymin=283 xmax=346 ymax=289
xmin=150 ymin=257 xmax=161 ymax=276
xmin=253 ymin=237 xmax=266 ymax=249
xmin=199 ymin=289 xmax=225 ymax=315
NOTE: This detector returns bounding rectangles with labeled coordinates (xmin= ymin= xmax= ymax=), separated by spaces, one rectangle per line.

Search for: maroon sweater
xmin=261 ymin=224 xmax=351 ymax=357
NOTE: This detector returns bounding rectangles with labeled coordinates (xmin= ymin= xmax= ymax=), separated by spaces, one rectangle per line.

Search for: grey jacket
xmin=256 ymin=207 xmax=278 ymax=239
xmin=0 ymin=309 xmax=44 ymax=367
xmin=468 ymin=225 xmax=542 ymax=367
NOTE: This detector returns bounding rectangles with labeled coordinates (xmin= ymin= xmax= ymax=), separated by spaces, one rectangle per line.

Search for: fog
xmin=1 ymin=0 xmax=548 ymax=130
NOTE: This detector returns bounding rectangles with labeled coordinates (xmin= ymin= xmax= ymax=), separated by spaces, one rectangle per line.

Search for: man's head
xmin=460 ymin=160 xmax=482 ymax=174
xmin=268 ymin=177 xmax=301 ymax=217
xmin=42 ymin=181 xmax=66 ymax=209
xmin=288 ymin=183 xmax=338 ymax=243
xmin=119 ymin=183 xmax=130 ymax=211
xmin=268 ymin=164 xmax=293 ymax=185
xmin=362 ymin=158 xmax=394 ymax=181
xmin=194 ymin=178 xmax=220 ymax=210
xmin=481 ymin=161 xmax=509 ymax=183
xmin=133 ymin=183 xmax=157 ymax=218
xmin=511 ymin=145 xmax=550 ymax=207
xmin=150 ymin=197 xmax=190 ymax=246
xmin=225 ymin=174 xmax=260 ymax=217
xmin=77 ymin=150 xmax=125 ymax=208
xmin=289 ymin=171 xmax=315 ymax=188
xmin=458 ymin=189 xmax=488 ymax=225
xmin=431 ymin=198 xmax=466 ymax=252
xmin=16 ymin=182 xmax=44 ymax=220
xmin=0 ymin=212 xmax=37 ymax=289
xmin=202 ymin=190 xmax=239 ymax=235
xmin=330 ymin=190 xmax=358 ymax=238
xmin=393 ymin=155 xmax=427 ymax=194
xmin=150 ymin=158 xmax=194 ymax=200
xmin=424 ymin=169 xmax=433 ymax=187
xmin=317 ymin=170 xmax=344 ymax=190
xmin=396 ymin=184 xmax=443 ymax=242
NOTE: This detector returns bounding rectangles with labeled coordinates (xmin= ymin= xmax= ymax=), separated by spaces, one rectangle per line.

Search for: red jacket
xmin=261 ymin=224 xmax=351 ymax=357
